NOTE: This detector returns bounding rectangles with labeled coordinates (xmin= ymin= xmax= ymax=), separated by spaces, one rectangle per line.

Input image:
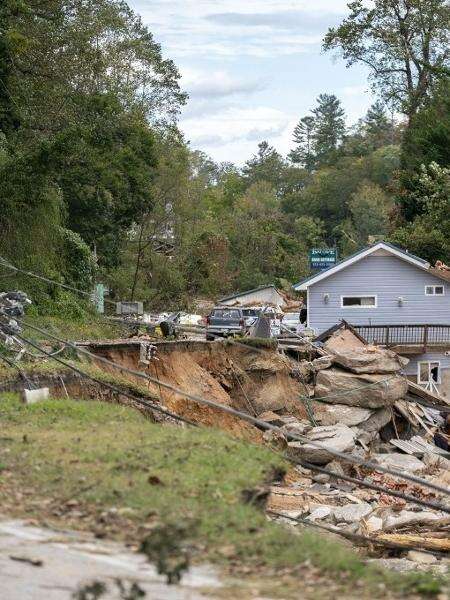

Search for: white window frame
xmin=340 ymin=295 xmax=378 ymax=309
xmin=418 ymin=361 xmax=441 ymax=385
xmin=425 ymin=285 xmax=445 ymax=296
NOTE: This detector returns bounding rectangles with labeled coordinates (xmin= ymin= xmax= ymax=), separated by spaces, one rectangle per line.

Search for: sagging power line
xmin=15 ymin=317 xmax=450 ymax=502
xmin=13 ymin=330 xmax=450 ymax=515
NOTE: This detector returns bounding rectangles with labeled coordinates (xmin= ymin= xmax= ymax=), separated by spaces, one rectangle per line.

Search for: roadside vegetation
xmin=23 ymin=313 xmax=127 ymax=343
xmin=0 ymin=394 xmax=444 ymax=598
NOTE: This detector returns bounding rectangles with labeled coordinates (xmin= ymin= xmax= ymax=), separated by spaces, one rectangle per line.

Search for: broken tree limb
xmin=374 ymin=533 xmax=450 ymax=552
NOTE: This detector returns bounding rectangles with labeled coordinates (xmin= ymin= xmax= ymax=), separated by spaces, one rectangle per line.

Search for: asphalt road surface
xmin=0 ymin=519 xmax=221 ymax=599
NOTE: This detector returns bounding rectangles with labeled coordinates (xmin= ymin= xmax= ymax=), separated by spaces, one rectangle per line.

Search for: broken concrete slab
xmin=287 ymin=425 xmax=356 ymax=465
xmin=365 ymin=516 xmax=383 ymax=533
xmin=407 ymin=550 xmax=438 ymax=565
xmin=312 ymin=473 xmax=330 ymax=484
xmin=258 ymin=411 xmax=288 ymax=427
xmin=324 ymin=329 xmax=365 ymax=353
xmin=382 ymin=510 xmax=442 ymax=532
xmin=311 ymin=356 xmax=332 ymax=372
xmin=327 ymin=347 xmax=409 ymax=374
xmin=315 ymin=368 xmax=408 ymax=409
xmin=369 ymin=558 xmax=421 ymax=573
xmin=313 ymin=403 xmax=372 ymax=427
xmin=0 ymin=519 xmax=220 ymax=599
xmin=281 ymin=419 xmax=310 ymax=437
xmin=356 ymin=407 xmax=391 ymax=433
xmin=333 ymin=503 xmax=373 ymax=524
xmin=372 ymin=453 xmax=425 ymax=474
xmin=306 ymin=506 xmax=332 ymax=521
xmin=325 ymin=460 xmax=347 ymax=478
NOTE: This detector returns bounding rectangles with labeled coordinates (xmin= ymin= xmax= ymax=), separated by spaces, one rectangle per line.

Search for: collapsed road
xmin=2 ymin=311 xmax=450 ymax=575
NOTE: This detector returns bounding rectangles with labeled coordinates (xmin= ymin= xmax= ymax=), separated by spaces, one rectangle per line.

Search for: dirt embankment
xmin=86 ymin=340 xmax=312 ymax=441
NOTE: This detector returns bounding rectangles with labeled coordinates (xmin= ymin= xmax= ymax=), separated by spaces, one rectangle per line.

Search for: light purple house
xmin=293 ymin=242 xmax=450 ymax=398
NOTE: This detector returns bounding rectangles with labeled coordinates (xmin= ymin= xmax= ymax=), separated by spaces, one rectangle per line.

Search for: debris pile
xmin=0 ymin=291 xmax=30 ymax=342
xmin=263 ymin=331 xmax=450 ymax=573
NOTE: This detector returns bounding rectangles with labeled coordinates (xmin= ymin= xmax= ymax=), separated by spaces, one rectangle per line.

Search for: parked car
xmin=206 ymin=307 xmax=246 ymax=340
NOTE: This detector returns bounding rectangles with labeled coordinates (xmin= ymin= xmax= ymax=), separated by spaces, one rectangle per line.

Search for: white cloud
xmin=181 ymin=105 xmax=294 ymax=162
xmin=129 ymin=1 xmax=374 ymax=163
xmin=182 ymin=68 xmax=265 ymax=98
xmin=134 ymin=1 xmax=346 ymax=57
xmin=342 ymin=84 xmax=370 ymax=97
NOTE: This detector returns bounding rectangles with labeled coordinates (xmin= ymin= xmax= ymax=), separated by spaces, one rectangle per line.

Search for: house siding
xmin=403 ymin=351 xmax=450 ymax=399
xmin=308 ymin=255 xmax=450 ymax=334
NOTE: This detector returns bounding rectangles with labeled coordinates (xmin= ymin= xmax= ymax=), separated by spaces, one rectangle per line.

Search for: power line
xmin=0 ymin=255 xmax=117 ymax=306
xmin=13 ymin=331 xmax=450 ymax=514
xmin=16 ymin=318 xmax=450 ymax=500
xmin=14 ymin=335 xmax=197 ymax=428
xmin=0 ymin=352 xmax=33 ymax=387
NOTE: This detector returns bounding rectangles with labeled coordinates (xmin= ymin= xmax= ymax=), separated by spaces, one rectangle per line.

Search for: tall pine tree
xmin=364 ymin=101 xmax=393 ymax=148
xmin=312 ymin=94 xmax=346 ymax=166
xmin=289 ymin=116 xmax=315 ymax=171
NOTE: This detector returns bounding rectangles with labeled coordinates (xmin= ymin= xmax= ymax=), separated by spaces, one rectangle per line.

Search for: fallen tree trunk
xmin=374 ymin=533 xmax=450 ymax=552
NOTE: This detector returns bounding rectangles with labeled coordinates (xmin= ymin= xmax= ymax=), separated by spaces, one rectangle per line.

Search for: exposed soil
xmin=85 ymin=340 xmax=319 ymax=441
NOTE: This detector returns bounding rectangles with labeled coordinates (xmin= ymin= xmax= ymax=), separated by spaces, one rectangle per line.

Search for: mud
xmin=85 ymin=340 xmax=315 ymax=441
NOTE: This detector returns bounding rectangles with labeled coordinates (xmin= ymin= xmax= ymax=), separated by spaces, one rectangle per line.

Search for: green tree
xmin=390 ymin=162 xmax=450 ymax=263
xmin=311 ymin=94 xmax=346 ymax=166
xmin=364 ymin=101 xmax=395 ymax=148
xmin=399 ymin=78 xmax=450 ymax=219
xmin=349 ymin=181 xmax=391 ymax=245
xmin=243 ymin=141 xmax=286 ymax=194
xmin=324 ymin=0 xmax=450 ymax=119
xmin=0 ymin=0 xmax=187 ymax=304
xmin=289 ymin=116 xmax=316 ymax=170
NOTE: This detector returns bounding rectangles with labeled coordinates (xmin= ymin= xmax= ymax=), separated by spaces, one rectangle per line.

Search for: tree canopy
xmin=324 ymin=0 xmax=450 ymax=119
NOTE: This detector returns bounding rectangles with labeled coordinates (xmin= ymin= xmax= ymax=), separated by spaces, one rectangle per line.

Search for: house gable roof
xmin=293 ymin=242 xmax=431 ymax=291
xmin=219 ymin=284 xmax=282 ymax=303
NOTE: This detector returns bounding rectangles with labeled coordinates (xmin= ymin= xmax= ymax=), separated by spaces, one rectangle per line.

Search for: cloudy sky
xmin=129 ymin=0 xmax=374 ymax=164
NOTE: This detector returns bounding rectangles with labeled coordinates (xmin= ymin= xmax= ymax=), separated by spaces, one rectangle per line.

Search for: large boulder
xmin=315 ymin=368 xmax=408 ymax=409
xmin=372 ymin=453 xmax=425 ymax=474
xmin=311 ymin=402 xmax=392 ymax=433
xmin=287 ymin=424 xmax=356 ymax=465
xmin=357 ymin=407 xmax=391 ymax=433
xmin=328 ymin=347 xmax=409 ymax=374
xmin=311 ymin=403 xmax=373 ymax=427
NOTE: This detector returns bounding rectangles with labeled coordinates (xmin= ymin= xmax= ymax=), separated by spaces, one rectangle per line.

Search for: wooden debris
xmin=374 ymin=533 xmax=450 ymax=552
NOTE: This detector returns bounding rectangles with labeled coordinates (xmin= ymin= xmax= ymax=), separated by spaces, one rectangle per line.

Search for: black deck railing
xmin=352 ymin=324 xmax=450 ymax=348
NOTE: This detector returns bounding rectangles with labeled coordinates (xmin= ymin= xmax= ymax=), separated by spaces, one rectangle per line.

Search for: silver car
xmin=206 ymin=307 xmax=246 ymax=340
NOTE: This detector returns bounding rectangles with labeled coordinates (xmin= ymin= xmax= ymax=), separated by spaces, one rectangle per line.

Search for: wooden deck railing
xmin=352 ymin=324 xmax=450 ymax=349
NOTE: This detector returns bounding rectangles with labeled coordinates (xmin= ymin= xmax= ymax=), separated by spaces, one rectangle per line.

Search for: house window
xmin=341 ymin=295 xmax=377 ymax=308
xmin=418 ymin=361 xmax=441 ymax=385
xmin=425 ymin=285 xmax=444 ymax=296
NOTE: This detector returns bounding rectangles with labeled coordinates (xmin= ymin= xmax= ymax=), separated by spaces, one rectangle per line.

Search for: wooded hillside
xmin=0 ymin=0 xmax=448 ymax=312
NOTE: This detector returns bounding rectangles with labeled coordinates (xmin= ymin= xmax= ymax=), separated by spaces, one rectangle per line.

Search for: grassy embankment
xmin=0 ymin=394 xmax=444 ymax=598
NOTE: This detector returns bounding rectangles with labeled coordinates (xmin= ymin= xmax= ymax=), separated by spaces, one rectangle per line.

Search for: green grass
xmin=23 ymin=314 xmax=127 ymax=342
xmin=0 ymin=395 xmax=444 ymax=597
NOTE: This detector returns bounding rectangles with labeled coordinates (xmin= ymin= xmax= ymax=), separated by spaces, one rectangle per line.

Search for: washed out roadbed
xmin=0 ymin=395 xmax=445 ymax=598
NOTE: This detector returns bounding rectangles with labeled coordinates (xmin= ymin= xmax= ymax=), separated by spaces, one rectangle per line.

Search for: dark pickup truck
xmin=206 ymin=307 xmax=246 ymax=340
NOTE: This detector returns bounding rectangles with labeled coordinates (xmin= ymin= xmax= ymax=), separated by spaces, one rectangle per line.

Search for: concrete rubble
xmin=77 ymin=327 xmax=448 ymax=571
xmin=262 ymin=328 xmax=450 ymax=572
xmin=3 ymin=308 xmax=448 ymax=575
xmin=287 ymin=425 xmax=356 ymax=465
